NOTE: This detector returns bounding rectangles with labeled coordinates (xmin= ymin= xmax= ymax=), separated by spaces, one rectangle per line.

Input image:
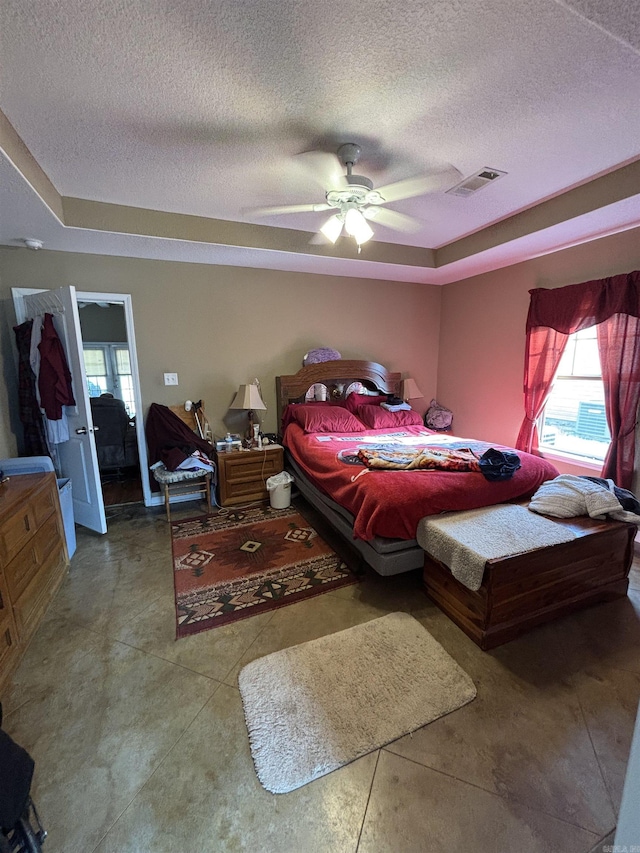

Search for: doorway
xmin=78 ymin=302 xmax=143 ymax=507
xmin=76 ymin=291 xmax=151 ymax=509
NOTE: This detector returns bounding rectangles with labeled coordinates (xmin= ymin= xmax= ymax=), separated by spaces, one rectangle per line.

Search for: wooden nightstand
xmin=215 ymin=445 xmax=284 ymax=507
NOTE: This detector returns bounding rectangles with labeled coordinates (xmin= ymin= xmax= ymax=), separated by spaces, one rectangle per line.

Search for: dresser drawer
xmin=0 ymin=571 xmax=11 ymax=619
xmin=0 ymin=611 xmax=19 ymax=682
xmin=4 ymin=511 xmax=63 ymax=601
xmin=0 ymin=479 xmax=56 ymax=566
xmin=12 ymin=544 xmax=66 ymax=642
xmin=0 ymin=504 xmax=37 ymax=567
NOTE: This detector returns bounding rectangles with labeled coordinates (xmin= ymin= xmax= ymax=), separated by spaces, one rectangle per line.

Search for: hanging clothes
xmin=13 ymin=320 xmax=49 ymax=457
xmin=37 ymin=313 xmax=75 ymax=427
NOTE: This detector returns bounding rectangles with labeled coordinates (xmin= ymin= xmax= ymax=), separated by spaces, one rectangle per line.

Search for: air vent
xmin=446 ymin=167 xmax=507 ymax=197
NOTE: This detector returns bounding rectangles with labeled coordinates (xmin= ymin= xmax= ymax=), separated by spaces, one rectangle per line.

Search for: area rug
xmin=238 ymin=612 xmax=477 ymax=793
xmin=171 ymin=506 xmax=359 ymax=637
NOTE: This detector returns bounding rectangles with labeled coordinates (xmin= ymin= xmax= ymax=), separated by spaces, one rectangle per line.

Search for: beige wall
xmin=0 ymin=247 xmax=441 ymax=449
xmin=438 ymin=225 xmax=640 ymax=475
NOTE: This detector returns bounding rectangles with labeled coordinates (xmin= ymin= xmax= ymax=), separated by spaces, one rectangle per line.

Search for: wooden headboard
xmin=276 ymin=360 xmax=402 ymax=427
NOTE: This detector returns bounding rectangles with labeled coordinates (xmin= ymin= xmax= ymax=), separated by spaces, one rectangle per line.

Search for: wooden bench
xmin=421 ymin=512 xmax=635 ymax=650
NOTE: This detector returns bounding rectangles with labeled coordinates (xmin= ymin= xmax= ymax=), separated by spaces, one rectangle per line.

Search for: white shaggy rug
xmin=238 ymin=612 xmax=476 ymax=793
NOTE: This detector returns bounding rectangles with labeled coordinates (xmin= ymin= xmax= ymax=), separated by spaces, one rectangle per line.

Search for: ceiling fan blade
xmin=245 ymin=203 xmax=332 ymax=217
xmin=375 ymin=166 xmax=462 ymax=203
xmin=292 ymin=150 xmax=349 ymax=191
xmin=363 ymin=206 xmax=422 ymax=233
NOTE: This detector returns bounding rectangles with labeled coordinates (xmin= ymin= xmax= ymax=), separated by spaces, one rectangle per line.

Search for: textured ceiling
xmin=1 ymin=0 xmax=640 ymax=282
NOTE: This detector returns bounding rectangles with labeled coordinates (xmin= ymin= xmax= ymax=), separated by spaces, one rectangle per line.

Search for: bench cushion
xmin=417 ymin=504 xmax=576 ymax=591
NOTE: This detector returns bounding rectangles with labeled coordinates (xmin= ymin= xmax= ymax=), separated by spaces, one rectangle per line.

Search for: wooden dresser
xmin=0 ymin=472 xmax=69 ymax=694
xmin=216 ymin=445 xmax=284 ymax=506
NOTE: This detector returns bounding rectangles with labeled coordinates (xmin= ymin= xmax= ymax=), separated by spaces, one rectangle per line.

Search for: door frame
xmin=76 ymin=291 xmax=155 ymax=507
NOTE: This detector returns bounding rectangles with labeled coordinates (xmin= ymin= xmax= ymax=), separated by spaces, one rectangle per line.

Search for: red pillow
xmin=285 ymin=405 xmax=366 ymax=433
xmin=356 ymin=405 xmax=423 ymax=429
xmin=282 ymin=402 xmax=334 ymax=431
xmin=344 ymin=393 xmax=388 ymax=413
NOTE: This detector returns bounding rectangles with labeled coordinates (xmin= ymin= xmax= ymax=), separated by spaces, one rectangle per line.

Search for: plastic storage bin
xmin=0 ymin=456 xmax=76 ymax=558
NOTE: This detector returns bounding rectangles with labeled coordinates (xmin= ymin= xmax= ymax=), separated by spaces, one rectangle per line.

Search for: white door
xmin=13 ymin=286 xmax=107 ymax=534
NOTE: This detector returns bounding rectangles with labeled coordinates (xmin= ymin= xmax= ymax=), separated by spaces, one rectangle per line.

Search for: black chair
xmin=90 ymin=395 xmax=138 ymax=474
xmin=0 ymin=703 xmax=47 ymax=851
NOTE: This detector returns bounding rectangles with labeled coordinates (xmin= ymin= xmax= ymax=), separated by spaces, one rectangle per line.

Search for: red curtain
xmin=597 ymin=314 xmax=640 ymax=490
xmin=516 ymin=326 xmax=569 ymax=454
xmin=517 ymin=271 xmax=640 ymax=487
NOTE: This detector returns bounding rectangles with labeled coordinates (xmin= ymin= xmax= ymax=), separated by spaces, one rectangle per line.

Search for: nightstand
xmin=215 ymin=445 xmax=284 ymax=507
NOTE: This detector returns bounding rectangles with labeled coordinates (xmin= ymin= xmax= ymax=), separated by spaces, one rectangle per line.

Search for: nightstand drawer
xmin=218 ymin=447 xmax=284 ymax=506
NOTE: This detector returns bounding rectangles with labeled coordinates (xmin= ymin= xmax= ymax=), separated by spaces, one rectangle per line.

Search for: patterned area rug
xmin=171 ymin=506 xmax=360 ymax=637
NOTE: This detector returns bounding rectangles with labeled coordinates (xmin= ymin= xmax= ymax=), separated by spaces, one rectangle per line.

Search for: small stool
xmin=151 ymin=464 xmax=212 ymax=523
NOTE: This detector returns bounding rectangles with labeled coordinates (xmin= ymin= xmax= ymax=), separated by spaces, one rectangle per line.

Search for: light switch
xmin=164 ymin=373 xmax=179 ymax=386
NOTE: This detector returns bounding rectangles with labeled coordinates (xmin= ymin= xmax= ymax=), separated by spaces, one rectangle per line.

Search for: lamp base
xmin=247 ymin=410 xmax=260 ymax=446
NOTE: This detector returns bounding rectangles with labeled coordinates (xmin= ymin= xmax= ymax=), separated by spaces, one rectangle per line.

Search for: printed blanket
xmin=357 ymin=446 xmax=481 ymax=472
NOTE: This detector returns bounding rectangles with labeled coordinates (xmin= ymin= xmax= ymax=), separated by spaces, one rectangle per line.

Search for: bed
xmin=277 ymin=359 xmax=635 ymax=647
xmin=276 ymin=359 xmax=560 ymax=576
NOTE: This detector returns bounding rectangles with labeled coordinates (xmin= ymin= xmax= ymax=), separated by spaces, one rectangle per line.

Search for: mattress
xmin=283 ymin=423 xmax=560 ymax=542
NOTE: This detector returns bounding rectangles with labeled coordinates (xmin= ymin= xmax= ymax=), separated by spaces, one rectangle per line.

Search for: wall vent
xmin=446 ymin=167 xmax=507 ymax=197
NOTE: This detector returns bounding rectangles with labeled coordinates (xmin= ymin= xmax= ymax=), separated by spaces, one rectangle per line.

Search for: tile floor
xmin=3 ymin=499 xmax=640 ymax=853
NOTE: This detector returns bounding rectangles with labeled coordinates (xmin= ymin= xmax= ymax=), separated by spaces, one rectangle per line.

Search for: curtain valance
xmin=526 ymin=271 xmax=640 ymax=333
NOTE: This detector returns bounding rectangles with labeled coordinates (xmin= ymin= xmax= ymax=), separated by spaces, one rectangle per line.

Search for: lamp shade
xmin=401 ymin=378 xmax=423 ymax=401
xmin=320 ymin=214 xmax=343 ymax=244
xmin=344 ymin=208 xmax=373 ymax=244
xmin=230 ymin=383 xmax=267 ymax=411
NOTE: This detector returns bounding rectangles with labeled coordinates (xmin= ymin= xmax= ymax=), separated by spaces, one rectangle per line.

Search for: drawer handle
xmin=24 ymin=514 xmax=30 ymax=532
xmin=0 ymin=591 xmax=3 ymax=610
xmin=4 ymin=629 xmax=11 ymax=647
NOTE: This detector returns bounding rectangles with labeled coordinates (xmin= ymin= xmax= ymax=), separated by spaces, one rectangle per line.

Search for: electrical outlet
xmin=163 ymin=373 xmax=179 ymax=386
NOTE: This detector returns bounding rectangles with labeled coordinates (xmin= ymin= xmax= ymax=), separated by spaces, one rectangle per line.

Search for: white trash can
xmin=266 ymin=471 xmax=294 ymax=509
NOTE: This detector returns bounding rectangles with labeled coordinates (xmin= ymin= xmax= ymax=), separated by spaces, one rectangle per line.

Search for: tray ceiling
xmin=1 ymin=0 xmax=639 ymax=284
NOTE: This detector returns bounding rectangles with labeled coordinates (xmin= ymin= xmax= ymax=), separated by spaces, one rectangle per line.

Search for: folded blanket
xmin=357 ymin=446 xmax=481 ymax=472
xmin=380 ymin=402 xmax=411 ymax=412
xmin=529 ymin=474 xmax=640 ymax=524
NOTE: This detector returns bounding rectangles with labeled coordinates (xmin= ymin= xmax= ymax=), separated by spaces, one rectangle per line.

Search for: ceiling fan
xmin=249 ymin=143 xmax=461 ymax=251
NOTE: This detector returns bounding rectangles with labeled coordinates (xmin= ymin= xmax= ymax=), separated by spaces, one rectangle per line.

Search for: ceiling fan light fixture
xmin=344 ymin=208 xmax=373 ymax=245
xmin=320 ymin=214 xmax=344 ymax=244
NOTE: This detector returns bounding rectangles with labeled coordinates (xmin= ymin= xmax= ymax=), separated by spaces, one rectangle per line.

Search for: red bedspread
xmin=284 ymin=424 xmax=559 ymax=541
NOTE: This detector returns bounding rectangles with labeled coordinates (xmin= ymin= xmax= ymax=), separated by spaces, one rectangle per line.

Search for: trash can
xmin=0 ymin=456 xmax=76 ymax=558
xmin=266 ymin=471 xmax=294 ymax=509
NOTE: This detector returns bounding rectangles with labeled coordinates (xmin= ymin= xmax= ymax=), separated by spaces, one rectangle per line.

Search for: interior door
xmin=13 ymin=286 xmax=107 ymax=534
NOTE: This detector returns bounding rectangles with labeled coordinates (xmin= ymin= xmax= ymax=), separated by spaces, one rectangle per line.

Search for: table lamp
xmin=401 ymin=378 xmax=423 ymax=402
xmin=230 ymin=383 xmax=267 ymax=444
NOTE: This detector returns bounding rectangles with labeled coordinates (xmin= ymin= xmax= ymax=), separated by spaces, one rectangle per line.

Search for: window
xmin=83 ymin=344 xmax=136 ymax=417
xmin=538 ymin=327 xmax=610 ymax=462
xmin=83 ymin=348 xmax=109 ymax=398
